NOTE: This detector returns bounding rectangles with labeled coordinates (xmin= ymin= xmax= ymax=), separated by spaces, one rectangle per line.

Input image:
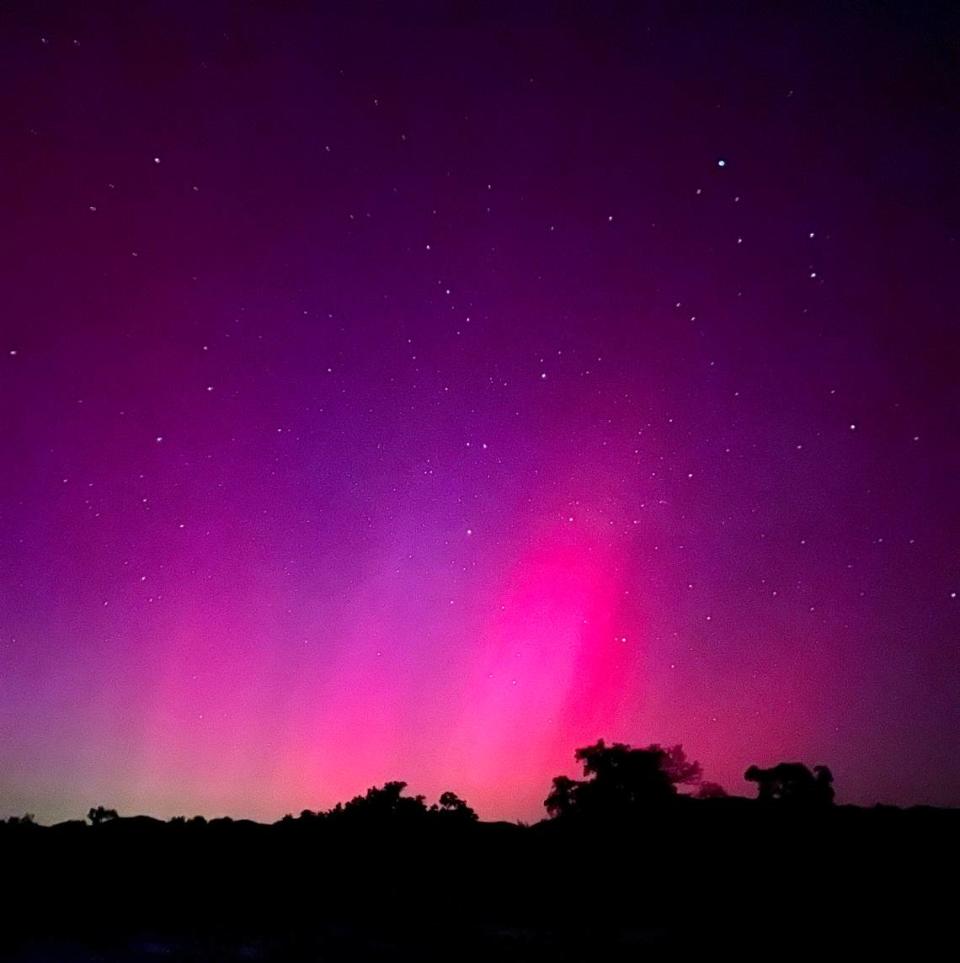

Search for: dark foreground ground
xmin=3 ymin=798 xmax=956 ymax=961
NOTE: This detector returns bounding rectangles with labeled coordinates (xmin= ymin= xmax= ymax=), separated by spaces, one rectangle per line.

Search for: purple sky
xmin=1 ymin=1 xmax=958 ymax=824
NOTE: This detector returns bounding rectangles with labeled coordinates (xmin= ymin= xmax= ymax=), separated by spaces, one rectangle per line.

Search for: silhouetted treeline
xmin=2 ymin=740 xmax=956 ymax=961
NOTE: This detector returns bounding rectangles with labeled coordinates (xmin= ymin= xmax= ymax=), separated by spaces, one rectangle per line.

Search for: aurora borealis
xmin=1 ymin=2 xmax=958 ymax=824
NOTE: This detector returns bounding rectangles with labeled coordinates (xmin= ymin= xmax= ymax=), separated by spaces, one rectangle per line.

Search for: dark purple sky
xmin=1 ymin=1 xmax=958 ymax=823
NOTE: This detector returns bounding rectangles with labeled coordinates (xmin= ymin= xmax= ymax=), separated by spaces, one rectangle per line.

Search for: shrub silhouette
xmin=696 ymin=781 xmax=729 ymax=799
xmin=5 ymin=813 xmax=36 ymax=825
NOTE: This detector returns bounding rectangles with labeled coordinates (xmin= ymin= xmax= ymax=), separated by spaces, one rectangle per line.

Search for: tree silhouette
xmin=341 ymin=781 xmax=428 ymax=822
xmin=744 ymin=763 xmax=835 ymax=805
xmin=87 ymin=806 xmax=119 ymax=825
xmin=545 ymin=739 xmax=704 ymax=819
xmin=813 ymin=765 xmax=835 ymax=805
xmin=657 ymin=744 xmax=704 ymax=787
xmin=544 ymin=774 xmax=580 ymax=818
xmin=432 ymin=791 xmax=479 ymax=821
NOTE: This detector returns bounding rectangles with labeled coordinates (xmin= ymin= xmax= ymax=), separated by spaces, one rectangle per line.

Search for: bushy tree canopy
xmin=545 ymin=740 xmax=703 ymax=819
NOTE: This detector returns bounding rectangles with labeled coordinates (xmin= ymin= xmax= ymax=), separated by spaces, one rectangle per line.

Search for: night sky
xmin=2 ymin=2 xmax=958 ymax=824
